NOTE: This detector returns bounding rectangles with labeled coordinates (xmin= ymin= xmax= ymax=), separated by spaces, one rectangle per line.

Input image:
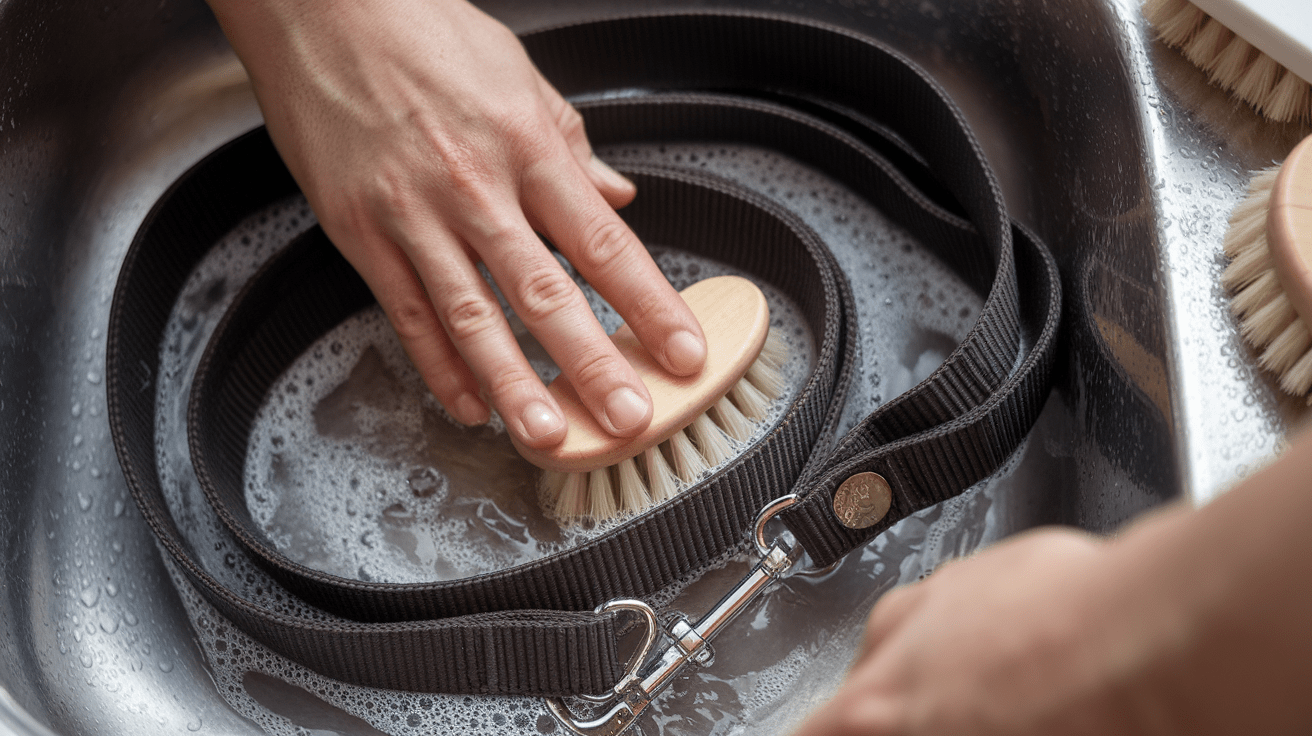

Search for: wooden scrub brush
xmin=513 ymin=275 xmax=788 ymax=523
xmin=1142 ymin=0 xmax=1312 ymax=123
xmin=1222 ymin=133 xmax=1312 ymax=399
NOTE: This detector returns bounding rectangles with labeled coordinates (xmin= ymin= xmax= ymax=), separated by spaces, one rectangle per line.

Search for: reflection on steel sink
xmin=1 ymin=0 xmax=1306 ymax=734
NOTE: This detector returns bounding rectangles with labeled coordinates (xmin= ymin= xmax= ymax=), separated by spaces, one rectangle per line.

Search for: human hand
xmin=792 ymin=527 xmax=1187 ymax=736
xmin=206 ymin=0 xmax=707 ymax=449
xmin=793 ymin=423 xmax=1312 ymax=736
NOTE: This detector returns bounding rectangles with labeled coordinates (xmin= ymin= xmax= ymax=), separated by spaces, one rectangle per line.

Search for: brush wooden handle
xmin=1269 ymin=134 xmax=1312 ymax=327
xmin=513 ymin=275 xmax=771 ymax=473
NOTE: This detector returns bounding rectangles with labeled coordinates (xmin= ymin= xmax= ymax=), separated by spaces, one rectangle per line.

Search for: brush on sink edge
xmin=1142 ymin=0 xmax=1312 ymax=123
xmin=1222 ymin=133 xmax=1312 ymax=400
xmin=512 ymin=275 xmax=788 ymax=523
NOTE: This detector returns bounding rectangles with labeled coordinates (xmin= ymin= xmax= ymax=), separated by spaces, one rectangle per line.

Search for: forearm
xmin=1108 ymin=428 xmax=1312 ymax=733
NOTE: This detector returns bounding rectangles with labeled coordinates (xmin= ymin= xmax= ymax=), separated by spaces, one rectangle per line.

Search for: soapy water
xmin=241 ymin=252 xmax=812 ymax=583
xmin=152 ymin=144 xmax=1020 ymax=735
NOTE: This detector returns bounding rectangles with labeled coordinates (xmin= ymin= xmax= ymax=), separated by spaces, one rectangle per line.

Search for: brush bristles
xmin=688 ymin=413 xmax=734 ymax=466
xmin=1246 ymin=291 xmax=1297 ymax=343
xmin=1220 ymin=168 xmax=1312 ymax=400
xmin=1282 ymin=349 xmax=1312 ymax=397
xmin=712 ymin=396 xmax=752 ymax=441
xmin=1260 ymin=319 xmax=1312 ymax=375
xmin=1143 ymin=0 xmax=1312 ymax=123
xmin=644 ymin=446 xmax=679 ymax=502
xmin=1230 ymin=270 xmax=1282 ymax=318
xmin=548 ymin=471 xmax=588 ymax=521
xmin=758 ymin=329 xmax=789 ymax=370
xmin=615 ymin=457 xmax=652 ymax=512
xmin=730 ymin=378 xmax=771 ymax=421
xmin=587 ymin=467 xmax=616 ymax=520
xmin=667 ymin=427 xmax=709 ymax=483
xmin=539 ymin=328 xmax=792 ymax=522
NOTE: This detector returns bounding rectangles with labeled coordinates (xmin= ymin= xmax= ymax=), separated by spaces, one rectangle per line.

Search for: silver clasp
xmin=547 ymin=494 xmax=804 ymax=736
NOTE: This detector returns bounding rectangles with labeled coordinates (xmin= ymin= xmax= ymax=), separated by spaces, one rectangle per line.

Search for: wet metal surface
xmin=1 ymin=0 xmax=1308 ymax=733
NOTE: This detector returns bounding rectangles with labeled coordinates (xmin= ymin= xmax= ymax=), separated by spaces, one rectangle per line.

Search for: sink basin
xmin=1 ymin=0 xmax=1306 ymax=734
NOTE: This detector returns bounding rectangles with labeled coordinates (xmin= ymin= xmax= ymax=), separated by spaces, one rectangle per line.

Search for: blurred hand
xmin=207 ymin=0 xmax=707 ymax=449
xmin=793 ymin=527 xmax=1186 ymax=736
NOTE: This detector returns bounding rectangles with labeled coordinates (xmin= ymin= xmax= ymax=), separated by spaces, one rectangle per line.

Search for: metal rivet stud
xmin=832 ymin=472 xmax=892 ymax=529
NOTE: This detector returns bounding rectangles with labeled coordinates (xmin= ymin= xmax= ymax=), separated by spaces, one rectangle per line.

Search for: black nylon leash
xmin=106 ymin=12 xmax=1061 ymax=701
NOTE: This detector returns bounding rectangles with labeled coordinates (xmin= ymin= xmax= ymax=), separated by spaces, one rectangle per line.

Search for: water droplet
xmin=86 ymin=371 xmax=101 ymax=385
xmin=186 ymin=718 xmax=202 ymax=732
xmin=113 ymin=500 xmax=125 ymax=517
xmin=77 ymin=493 xmax=92 ymax=511
xmin=73 ymin=434 xmax=83 ymax=447
xmin=79 ymin=653 xmax=94 ymax=668
xmin=158 ymin=660 xmax=174 ymax=673
xmin=100 ymin=617 xmax=119 ymax=634
xmin=105 ymin=581 xmax=118 ymax=597
xmin=79 ymin=587 xmax=100 ymax=608
xmin=123 ymin=610 xmax=139 ymax=626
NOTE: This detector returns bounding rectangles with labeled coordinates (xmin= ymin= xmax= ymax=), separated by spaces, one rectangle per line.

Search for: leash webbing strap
xmin=107 ymin=12 xmax=1061 ymax=697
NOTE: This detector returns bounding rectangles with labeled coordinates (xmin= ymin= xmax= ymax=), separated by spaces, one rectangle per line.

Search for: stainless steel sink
xmin=2 ymin=0 xmax=1307 ymax=734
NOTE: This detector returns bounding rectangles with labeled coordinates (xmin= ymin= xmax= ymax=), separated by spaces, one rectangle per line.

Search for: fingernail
xmin=605 ymin=387 xmax=649 ymax=432
xmin=521 ymin=401 xmax=565 ymax=441
xmin=663 ymin=330 xmax=706 ymax=375
xmin=455 ymin=393 xmax=490 ymax=426
xmin=590 ymin=154 xmax=634 ymax=191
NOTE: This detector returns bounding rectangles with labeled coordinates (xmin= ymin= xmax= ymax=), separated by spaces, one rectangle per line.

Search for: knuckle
xmin=511 ymin=120 xmax=560 ymax=162
xmin=576 ymin=216 xmax=636 ymax=272
xmin=365 ymin=165 xmax=415 ymax=221
xmin=479 ymin=217 xmax=529 ymax=249
xmin=516 ymin=267 xmax=580 ymax=321
xmin=556 ymin=104 xmax=587 ymax=142
xmin=442 ymin=151 xmax=493 ymax=202
xmin=386 ymin=296 xmax=439 ymax=341
xmin=412 ymin=126 xmax=498 ymax=205
xmin=566 ymin=348 xmax=623 ymax=391
xmin=625 ymin=289 xmax=665 ymax=326
xmin=484 ymin=366 xmax=544 ymax=400
xmin=441 ymin=292 xmax=502 ymax=342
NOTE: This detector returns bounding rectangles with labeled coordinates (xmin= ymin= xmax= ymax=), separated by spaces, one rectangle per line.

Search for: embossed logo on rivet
xmin=833 ymin=472 xmax=892 ymax=529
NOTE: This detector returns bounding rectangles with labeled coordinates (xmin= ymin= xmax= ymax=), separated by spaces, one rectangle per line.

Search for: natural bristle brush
xmin=1222 ymin=133 xmax=1312 ymax=399
xmin=1142 ymin=0 xmax=1312 ymax=123
xmin=513 ymin=275 xmax=788 ymax=523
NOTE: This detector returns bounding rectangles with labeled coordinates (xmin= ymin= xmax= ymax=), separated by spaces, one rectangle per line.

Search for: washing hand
xmin=793 ymin=428 xmax=1312 ymax=735
xmin=206 ymin=0 xmax=707 ymax=450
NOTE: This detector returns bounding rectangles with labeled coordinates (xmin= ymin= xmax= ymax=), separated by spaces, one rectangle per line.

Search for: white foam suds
xmin=240 ymin=248 xmax=811 ymax=583
xmin=153 ymin=144 xmax=1028 ymax=736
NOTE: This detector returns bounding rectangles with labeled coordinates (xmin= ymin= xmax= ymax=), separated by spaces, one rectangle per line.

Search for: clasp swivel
xmin=547 ymin=495 xmax=804 ymax=736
